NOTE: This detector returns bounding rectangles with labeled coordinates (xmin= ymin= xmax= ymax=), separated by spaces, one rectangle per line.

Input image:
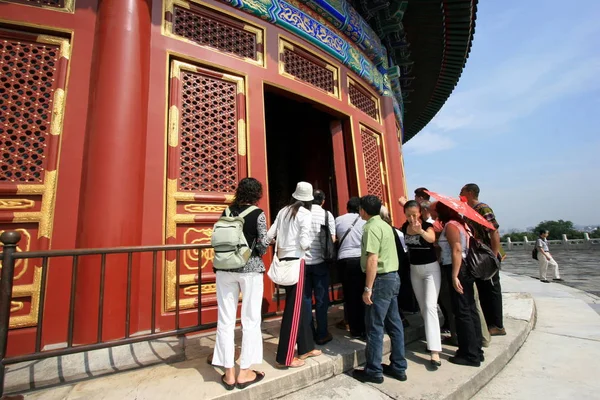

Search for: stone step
xmin=9 ymin=292 xmax=535 ymax=400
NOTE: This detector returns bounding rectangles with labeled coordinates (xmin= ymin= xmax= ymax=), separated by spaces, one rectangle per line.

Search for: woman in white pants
xmin=213 ymin=178 xmax=269 ymax=390
xmin=401 ymin=200 xmax=442 ymax=367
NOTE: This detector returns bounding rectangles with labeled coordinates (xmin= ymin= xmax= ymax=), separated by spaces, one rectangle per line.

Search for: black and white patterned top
xmin=219 ymin=205 xmax=269 ymax=273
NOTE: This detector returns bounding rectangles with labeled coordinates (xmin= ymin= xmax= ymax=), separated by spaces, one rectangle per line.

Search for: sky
xmin=402 ymin=0 xmax=600 ymax=231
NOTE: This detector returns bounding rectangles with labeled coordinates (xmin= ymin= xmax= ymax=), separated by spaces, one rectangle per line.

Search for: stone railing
xmin=502 ymin=233 xmax=600 ymax=251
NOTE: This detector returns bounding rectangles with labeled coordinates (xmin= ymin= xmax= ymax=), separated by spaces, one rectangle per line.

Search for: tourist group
xmin=209 ymin=178 xmax=506 ymax=390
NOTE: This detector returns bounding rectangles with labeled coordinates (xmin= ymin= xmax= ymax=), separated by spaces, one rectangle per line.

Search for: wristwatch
xmin=364 ymin=287 xmax=372 ymax=293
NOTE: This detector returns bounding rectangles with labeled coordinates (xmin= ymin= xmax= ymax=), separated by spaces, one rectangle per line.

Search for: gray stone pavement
xmin=501 ymin=249 xmax=600 ymax=298
xmin=473 ymin=272 xmax=600 ymax=399
xmin=280 ymin=290 xmax=535 ymax=400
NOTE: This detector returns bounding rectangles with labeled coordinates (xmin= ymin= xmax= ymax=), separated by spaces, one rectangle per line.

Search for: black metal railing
xmin=0 ymin=231 xmax=344 ymax=396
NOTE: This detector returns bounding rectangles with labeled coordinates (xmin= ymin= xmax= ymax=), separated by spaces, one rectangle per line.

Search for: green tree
xmin=533 ymin=220 xmax=583 ymax=240
xmin=590 ymin=228 xmax=600 ymax=239
xmin=501 ymin=232 xmax=536 ymax=242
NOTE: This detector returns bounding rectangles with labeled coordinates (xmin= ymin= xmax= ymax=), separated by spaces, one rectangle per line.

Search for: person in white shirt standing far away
xmin=536 ymin=230 xmax=563 ymax=283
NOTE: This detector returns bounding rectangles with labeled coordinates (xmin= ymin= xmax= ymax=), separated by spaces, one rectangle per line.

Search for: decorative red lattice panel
xmin=2 ymin=0 xmax=65 ymax=7
xmin=0 ymin=37 xmax=60 ymax=183
xmin=360 ymin=128 xmax=384 ymax=199
xmin=283 ymin=48 xmax=335 ymax=94
xmin=349 ymin=82 xmax=378 ymax=120
xmin=178 ymin=71 xmax=238 ymax=193
xmin=173 ymin=5 xmax=258 ymax=60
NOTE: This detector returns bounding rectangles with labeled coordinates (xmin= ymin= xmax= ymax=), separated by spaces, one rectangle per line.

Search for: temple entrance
xmin=264 ymin=88 xmax=341 ymax=221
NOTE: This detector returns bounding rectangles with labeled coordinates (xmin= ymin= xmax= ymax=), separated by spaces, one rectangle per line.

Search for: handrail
xmin=0 ymin=231 xmax=344 ymax=396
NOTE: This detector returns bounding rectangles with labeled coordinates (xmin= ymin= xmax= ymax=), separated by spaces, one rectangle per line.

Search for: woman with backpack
xmin=401 ymin=200 xmax=442 ymax=367
xmin=212 ymin=177 xmax=268 ymax=390
xmin=267 ymin=182 xmax=322 ymax=368
xmin=437 ymin=202 xmax=483 ymax=367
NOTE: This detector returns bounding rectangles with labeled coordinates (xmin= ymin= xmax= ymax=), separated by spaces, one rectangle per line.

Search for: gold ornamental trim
xmin=9 ymin=265 xmax=42 ymax=328
xmin=238 ymin=119 xmax=247 ymax=156
xmin=0 ymin=199 xmax=35 ymax=210
xmin=39 ymin=170 xmax=57 ymax=239
xmin=183 ymin=204 xmax=227 ymax=213
xmin=2 ymin=0 xmax=75 ymax=14
xmin=166 ymin=179 xmax=178 ymax=239
xmin=50 ymin=89 xmax=65 ymax=136
xmin=12 ymin=212 xmax=41 ymax=223
xmin=174 ymin=214 xmax=196 ymax=224
xmin=168 ymin=105 xmax=179 ymax=147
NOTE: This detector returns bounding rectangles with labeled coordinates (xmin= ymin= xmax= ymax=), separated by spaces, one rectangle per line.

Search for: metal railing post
xmin=0 ymin=231 xmax=21 ymax=397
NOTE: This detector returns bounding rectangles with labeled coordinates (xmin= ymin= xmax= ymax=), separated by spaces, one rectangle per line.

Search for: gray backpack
xmin=211 ymin=206 xmax=257 ymax=270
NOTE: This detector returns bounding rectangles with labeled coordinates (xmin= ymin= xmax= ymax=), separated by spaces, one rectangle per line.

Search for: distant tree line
xmin=501 ymin=220 xmax=600 ymax=242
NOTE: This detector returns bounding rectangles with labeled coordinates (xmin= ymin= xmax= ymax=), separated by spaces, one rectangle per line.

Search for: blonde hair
xmin=380 ymin=205 xmax=392 ymax=225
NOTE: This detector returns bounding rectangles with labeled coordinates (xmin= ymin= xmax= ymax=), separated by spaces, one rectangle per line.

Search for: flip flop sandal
xmin=221 ymin=375 xmax=235 ymax=391
xmin=299 ymin=349 xmax=322 ymax=360
xmin=236 ymin=371 xmax=265 ymax=390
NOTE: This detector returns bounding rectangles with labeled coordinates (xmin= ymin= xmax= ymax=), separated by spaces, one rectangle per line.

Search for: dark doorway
xmin=264 ymin=88 xmax=339 ymax=222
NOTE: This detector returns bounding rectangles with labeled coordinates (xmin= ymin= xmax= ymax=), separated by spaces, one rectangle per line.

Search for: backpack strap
xmin=237 ymin=205 xmax=258 ymax=219
xmin=338 ymin=215 xmax=360 ymax=248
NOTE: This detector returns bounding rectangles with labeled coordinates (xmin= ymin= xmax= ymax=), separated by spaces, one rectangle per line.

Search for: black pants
xmin=475 ymin=269 xmax=504 ymax=329
xmin=397 ymin=262 xmax=419 ymax=313
xmin=340 ymin=257 xmax=365 ymax=335
xmin=446 ymin=264 xmax=482 ymax=363
xmin=276 ymin=261 xmax=314 ymax=365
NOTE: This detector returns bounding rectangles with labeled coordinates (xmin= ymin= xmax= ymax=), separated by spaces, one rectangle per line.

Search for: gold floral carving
xmin=183 ymin=204 xmax=227 ymax=213
xmin=50 ymin=88 xmax=65 ymax=136
xmin=183 ymin=284 xmax=216 ymax=296
xmin=0 ymin=229 xmax=32 ymax=281
xmin=224 ymin=194 xmax=235 ymax=203
xmin=10 ymin=301 xmax=24 ymax=313
xmin=0 ymin=199 xmax=34 ymax=210
xmin=183 ymin=228 xmax=214 ymax=270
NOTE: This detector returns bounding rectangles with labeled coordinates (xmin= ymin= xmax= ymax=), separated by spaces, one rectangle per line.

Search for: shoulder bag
xmin=267 ymin=221 xmax=301 ymax=286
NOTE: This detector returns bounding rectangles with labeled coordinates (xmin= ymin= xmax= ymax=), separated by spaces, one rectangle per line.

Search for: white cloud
xmin=403 ymin=131 xmax=456 ymax=155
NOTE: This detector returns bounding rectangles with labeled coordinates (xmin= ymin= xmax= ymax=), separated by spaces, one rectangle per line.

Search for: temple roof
xmin=349 ymin=0 xmax=478 ymax=142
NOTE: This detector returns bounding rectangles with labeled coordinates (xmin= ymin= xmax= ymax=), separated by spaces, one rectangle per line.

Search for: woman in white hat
xmin=267 ymin=181 xmax=322 ymax=368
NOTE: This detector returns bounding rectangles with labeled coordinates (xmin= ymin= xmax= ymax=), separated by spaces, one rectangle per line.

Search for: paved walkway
xmin=501 ymin=249 xmax=600 ymax=299
xmin=474 ymin=271 xmax=600 ymax=399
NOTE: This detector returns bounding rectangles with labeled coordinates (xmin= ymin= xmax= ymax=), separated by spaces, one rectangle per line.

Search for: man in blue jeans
xmin=304 ymin=189 xmax=336 ymax=345
xmin=353 ymin=195 xmax=407 ymax=383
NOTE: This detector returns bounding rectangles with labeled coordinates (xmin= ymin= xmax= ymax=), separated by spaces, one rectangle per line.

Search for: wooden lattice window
xmin=280 ymin=40 xmax=338 ymax=96
xmin=349 ymin=80 xmax=379 ymax=120
xmin=0 ymin=36 xmax=60 ymax=183
xmin=2 ymin=0 xmax=65 ymax=8
xmin=172 ymin=4 xmax=259 ymax=61
xmin=177 ymin=70 xmax=239 ymax=193
xmin=360 ymin=127 xmax=385 ymax=199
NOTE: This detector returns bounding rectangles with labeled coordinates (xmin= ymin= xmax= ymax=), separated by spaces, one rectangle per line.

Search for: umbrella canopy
xmin=425 ymin=190 xmax=496 ymax=231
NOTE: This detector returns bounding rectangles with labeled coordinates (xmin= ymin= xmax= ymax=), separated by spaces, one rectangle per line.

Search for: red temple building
xmin=0 ymin=0 xmax=477 ymax=367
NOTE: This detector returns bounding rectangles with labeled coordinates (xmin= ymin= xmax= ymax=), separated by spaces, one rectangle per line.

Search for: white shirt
xmin=394 ymin=228 xmax=408 ymax=252
xmin=267 ymin=206 xmax=312 ymax=259
xmin=335 ymin=212 xmax=366 ymax=260
xmin=305 ymin=205 xmax=336 ymax=265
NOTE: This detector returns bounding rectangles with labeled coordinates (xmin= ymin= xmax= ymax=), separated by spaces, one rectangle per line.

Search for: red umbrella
xmin=425 ymin=190 xmax=496 ymax=231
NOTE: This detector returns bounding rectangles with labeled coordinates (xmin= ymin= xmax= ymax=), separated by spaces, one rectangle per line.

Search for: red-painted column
xmin=73 ymin=0 xmax=151 ymax=344
xmin=381 ymin=96 xmax=407 ymax=226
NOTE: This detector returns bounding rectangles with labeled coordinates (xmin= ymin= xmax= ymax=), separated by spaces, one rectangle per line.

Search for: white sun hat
xmin=292 ymin=181 xmax=314 ymax=202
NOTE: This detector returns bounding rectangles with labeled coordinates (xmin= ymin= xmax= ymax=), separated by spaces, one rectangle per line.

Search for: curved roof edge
xmin=402 ymin=0 xmax=478 ymax=142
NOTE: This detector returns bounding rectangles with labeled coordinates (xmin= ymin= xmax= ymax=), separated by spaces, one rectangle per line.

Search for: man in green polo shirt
xmin=352 ymin=195 xmax=407 ymax=384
